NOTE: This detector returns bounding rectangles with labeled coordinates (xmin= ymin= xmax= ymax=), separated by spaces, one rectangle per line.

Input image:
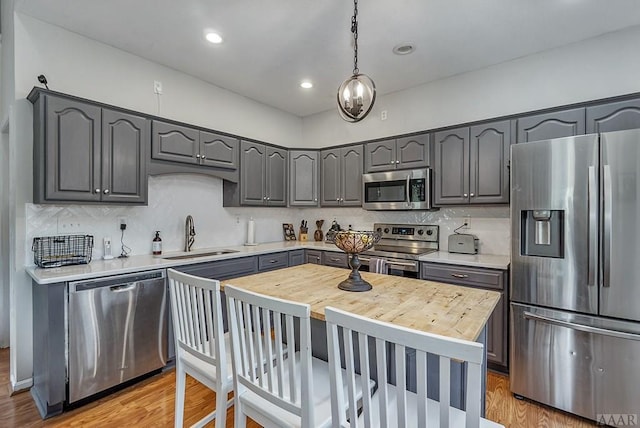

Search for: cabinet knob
xmin=103 ymin=189 xmax=110 ymax=194
xmin=196 ymin=154 xmax=201 ymax=158
xmin=94 ymin=188 xmax=101 ymax=194
xmin=201 ymin=155 xmax=206 ymax=160
xmin=314 ymin=198 xmax=317 ymax=202
xmin=396 ymin=160 xmax=400 ymax=164
xmin=340 ymin=198 xmax=344 ymax=202
xmin=263 ymin=196 xmax=267 ymax=200
xmin=336 ymin=198 xmax=340 ymax=201
xmin=390 ymin=161 xmax=394 ymax=164
xmin=470 ymin=192 xmax=475 ymax=197
xmin=267 ymin=197 xmax=270 ymax=201
xmin=463 ymin=193 xmax=468 ymax=197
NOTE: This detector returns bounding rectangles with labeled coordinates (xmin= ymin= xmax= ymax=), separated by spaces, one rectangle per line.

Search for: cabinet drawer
xmin=177 ymin=256 xmax=258 ymax=280
xmin=258 ymin=252 xmax=289 ymax=271
xmin=323 ymin=252 xmax=349 ymax=268
xmin=420 ymin=262 xmax=504 ymax=290
xmin=306 ymin=250 xmax=323 ymax=265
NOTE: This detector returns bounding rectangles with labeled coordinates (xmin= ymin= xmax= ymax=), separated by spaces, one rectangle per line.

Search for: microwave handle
xmin=406 ymin=174 xmax=411 ymax=206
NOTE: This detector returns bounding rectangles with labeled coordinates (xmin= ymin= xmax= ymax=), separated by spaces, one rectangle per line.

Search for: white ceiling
xmin=15 ymin=0 xmax=640 ymax=117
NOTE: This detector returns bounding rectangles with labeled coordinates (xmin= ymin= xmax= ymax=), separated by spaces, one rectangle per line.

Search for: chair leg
xmin=214 ymin=390 xmax=227 ymax=428
xmin=174 ymin=363 xmax=186 ymax=428
xmin=234 ymin=396 xmax=246 ymax=428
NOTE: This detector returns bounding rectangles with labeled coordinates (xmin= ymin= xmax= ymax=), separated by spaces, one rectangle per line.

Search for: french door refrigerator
xmin=510 ymin=129 xmax=640 ymax=423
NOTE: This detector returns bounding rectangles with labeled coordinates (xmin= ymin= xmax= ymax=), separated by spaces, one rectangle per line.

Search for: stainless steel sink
xmin=163 ymin=250 xmax=239 ymax=260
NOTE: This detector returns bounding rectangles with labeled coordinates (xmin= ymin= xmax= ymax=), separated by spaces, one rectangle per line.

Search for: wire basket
xmin=32 ymin=235 xmax=94 ymax=268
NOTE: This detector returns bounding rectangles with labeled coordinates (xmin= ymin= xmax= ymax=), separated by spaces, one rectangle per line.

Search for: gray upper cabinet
xmin=240 ymin=141 xmax=286 ymax=206
xmin=469 ymin=121 xmax=511 ymax=204
xmin=364 ymin=134 xmax=429 ymax=172
xmin=516 ymin=107 xmax=585 ymax=143
xmin=33 ymin=93 xmax=148 ymax=204
xmin=321 ymin=145 xmax=363 ymax=207
xmin=152 ymin=120 xmax=238 ymax=170
xmin=289 ymin=150 xmax=319 ymax=206
xmin=435 ymin=120 xmax=510 ymax=206
xmin=434 ymin=128 xmax=470 ymax=205
xmin=586 ymin=98 xmax=640 ymax=134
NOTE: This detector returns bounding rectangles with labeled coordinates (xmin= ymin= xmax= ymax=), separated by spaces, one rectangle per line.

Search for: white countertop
xmin=27 ymin=241 xmax=509 ymax=285
xmin=419 ymin=251 xmax=510 ymax=270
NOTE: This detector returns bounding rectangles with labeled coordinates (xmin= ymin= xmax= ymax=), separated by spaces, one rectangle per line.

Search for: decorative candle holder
xmin=332 ymin=230 xmax=381 ymax=292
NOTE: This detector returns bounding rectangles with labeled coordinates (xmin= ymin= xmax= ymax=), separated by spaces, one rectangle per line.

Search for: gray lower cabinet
xmin=306 ymin=250 xmax=323 ymax=264
xmin=364 ymin=134 xmax=430 ymax=172
xmin=320 ymin=145 xmax=363 ymax=207
xmin=258 ymin=252 xmax=289 ymax=271
xmin=31 ymin=93 xmax=148 ymax=204
xmin=240 ymin=141 xmax=287 ymax=206
xmin=175 ymin=256 xmax=258 ymax=280
xmin=289 ymin=150 xmax=319 ymax=206
xmin=288 ymin=249 xmax=305 ymax=266
xmin=420 ymin=262 xmax=508 ymax=370
xmin=322 ymin=252 xmax=349 ymax=268
xmin=516 ymin=107 xmax=585 ymax=143
xmin=434 ymin=120 xmax=510 ymax=206
xmin=586 ymin=98 xmax=640 ymax=133
xmin=151 ymin=120 xmax=239 ymax=170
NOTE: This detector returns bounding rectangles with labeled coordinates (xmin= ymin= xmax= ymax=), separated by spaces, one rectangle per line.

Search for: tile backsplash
xmin=25 ymin=174 xmax=510 ymax=264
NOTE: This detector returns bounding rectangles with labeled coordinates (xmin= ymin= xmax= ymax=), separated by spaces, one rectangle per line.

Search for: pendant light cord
xmin=351 ymin=0 xmax=359 ymax=75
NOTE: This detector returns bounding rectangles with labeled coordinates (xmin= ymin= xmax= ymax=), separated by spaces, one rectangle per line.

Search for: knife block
xmin=299 ymin=232 xmax=308 ymax=242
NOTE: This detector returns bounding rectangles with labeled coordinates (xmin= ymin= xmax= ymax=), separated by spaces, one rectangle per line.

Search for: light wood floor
xmin=1 ymin=348 xmax=596 ymax=427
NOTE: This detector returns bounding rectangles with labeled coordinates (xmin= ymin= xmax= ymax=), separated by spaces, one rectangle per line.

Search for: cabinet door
xmin=341 ymin=145 xmax=363 ymax=206
xmin=397 ymin=134 xmax=430 ymax=169
xmin=320 ymin=149 xmax=341 ymax=206
xmin=485 ymin=292 xmax=506 ymax=367
xmin=101 ymin=109 xmax=149 ymax=204
xmin=45 ymin=96 xmax=102 ymax=202
xmin=364 ymin=140 xmax=395 ymax=172
xmin=434 ymin=128 xmax=470 ymax=205
xmin=199 ymin=131 xmax=238 ymax=170
xmin=586 ymin=99 xmax=640 ymax=133
xmin=469 ymin=120 xmax=510 ymax=204
xmin=151 ymin=121 xmax=199 ymax=164
xmin=289 ymin=150 xmax=319 ymax=206
xmin=305 ymin=250 xmax=323 ymax=265
xmin=240 ymin=141 xmax=266 ymax=205
xmin=265 ymin=147 xmax=287 ymax=206
xmin=516 ymin=108 xmax=585 ymax=143
xmin=288 ymin=250 xmax=305 ymax=266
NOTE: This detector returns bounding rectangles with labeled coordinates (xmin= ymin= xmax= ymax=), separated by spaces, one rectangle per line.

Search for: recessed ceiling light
xmin=300 ymin=81 xmax=313 ymax=89
xmin=393 ymin=43 xmax=415 ymax=55
xmin=205 ymin=32 xmax=223 ymax=44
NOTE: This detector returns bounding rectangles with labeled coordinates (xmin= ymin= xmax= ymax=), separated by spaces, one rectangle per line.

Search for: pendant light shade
xmin=337 ymin=73 xmax=376 ymax=122
xmin=337 ymin=0 xmax=376 ymax=122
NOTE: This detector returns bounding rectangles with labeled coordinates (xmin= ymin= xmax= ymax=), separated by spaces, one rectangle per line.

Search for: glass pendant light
xmin=337 ymin=0 xmax=376 ymax=122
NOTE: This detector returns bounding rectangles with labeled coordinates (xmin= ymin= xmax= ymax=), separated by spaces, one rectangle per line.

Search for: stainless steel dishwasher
xmin=68 ymin=270 xmax=167 ymax=403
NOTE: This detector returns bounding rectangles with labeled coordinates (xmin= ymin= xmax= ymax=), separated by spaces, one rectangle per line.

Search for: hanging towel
xmin=369 ymin=257 xmax=388 ymax=274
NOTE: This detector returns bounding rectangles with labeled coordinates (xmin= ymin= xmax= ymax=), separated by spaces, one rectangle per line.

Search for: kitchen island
xmin=221 ymin=263 xmax=501 ymax=413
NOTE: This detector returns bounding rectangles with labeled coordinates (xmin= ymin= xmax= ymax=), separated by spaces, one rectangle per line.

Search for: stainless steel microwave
xmin=362 ymin=168 xmax=435 ymax=210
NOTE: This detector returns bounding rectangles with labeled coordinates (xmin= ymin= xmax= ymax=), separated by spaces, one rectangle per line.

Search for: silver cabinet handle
xmin=603 ymin=164 xmax=612 ymax=288
xmin=94 ymin=188 xmax=101 ymax=194
xmin=451 ymin=273 xmax=469 ymax=278
xmin=406 ymin=174 xmax=411 ymax=206
xmin=103 ymin=189 xmax=110 ymax=194
xmin=269 ymin=259 xmax=277 ymax=263
xmin=470 ymin=192 xmax=475 ymax=197
xmin=588 ymin=165 xmax=597 ymax=287
xmin=523 ymin=311 xmax=640 ymax=341
xmin=329 ymin=257 xmax=341 ymax=262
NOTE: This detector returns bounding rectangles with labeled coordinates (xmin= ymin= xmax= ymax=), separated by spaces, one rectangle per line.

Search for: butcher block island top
xmin=222 ymin=264 xmax=500 ymax=342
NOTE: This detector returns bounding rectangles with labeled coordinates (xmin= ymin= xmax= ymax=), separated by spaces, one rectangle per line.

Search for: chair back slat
xmin=325 ymin=306 xmax=485 ymax=428
xmin=342 ymin=327 xmax=358 ymax=426
xmin=226 ymin=284 xmax=315 ymax=426
xmin=358 ymin=332 xmax=373 ymax=428
xmin=439 ymin=355 xmax=451 ymax=427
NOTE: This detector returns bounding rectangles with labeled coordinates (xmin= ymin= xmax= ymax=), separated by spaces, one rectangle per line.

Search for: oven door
xmin=359 ymin=255 xmax=420 ymax=279
xmin=362 ymin=169 xmax=432 ymax=210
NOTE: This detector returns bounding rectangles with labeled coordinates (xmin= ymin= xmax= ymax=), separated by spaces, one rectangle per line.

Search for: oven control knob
xmin=426 ymin=229 xmax=433 ymax=236
xmin=417 ymin=229 xmax=424 ymax=235
xmin=376 ymin=227 xmax=382 ymax=233
xmin=384 ymin=228 xmax=390 ymax=233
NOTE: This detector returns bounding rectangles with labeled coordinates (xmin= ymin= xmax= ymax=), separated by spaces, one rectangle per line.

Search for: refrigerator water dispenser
xmin=521 ymin=210 xmax=564 ymax=258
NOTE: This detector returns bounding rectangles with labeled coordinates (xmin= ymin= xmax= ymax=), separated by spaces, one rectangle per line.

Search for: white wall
xmin=302 ymin=25 xmax=640 ymax=147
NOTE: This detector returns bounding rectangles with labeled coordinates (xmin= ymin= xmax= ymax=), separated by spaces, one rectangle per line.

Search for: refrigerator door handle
xmin=588 ymin=166 xmax=597 ymax=287
xmin=603 ymin=164 xmax=612 ymax=288
xmin=523 ymin=311 xmax=640 ymax=341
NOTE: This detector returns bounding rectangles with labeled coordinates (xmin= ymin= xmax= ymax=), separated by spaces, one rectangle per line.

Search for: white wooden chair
xmin=167 ymin=268 xmax=232 ymax=428
xmin=325 ymin=306 xmax=504 ymax=428
xmin=225 ymin=284 xmax=375 ymax=428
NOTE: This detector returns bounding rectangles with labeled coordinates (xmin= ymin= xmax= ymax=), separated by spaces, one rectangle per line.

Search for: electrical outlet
xmin=60 ymin=222 xmax=82 ymax=233
xmin=153 ymin=80 xmax=163 ymax=94
xmin=236 ymin=216 xmax=240 ymax=224
xmin=381 ymin=110 xmax=388 ymax=120
xmin=119 ymin=218 xmax=127 ymax=230
xmin=463 ymin=216 xmax=471 ymax=228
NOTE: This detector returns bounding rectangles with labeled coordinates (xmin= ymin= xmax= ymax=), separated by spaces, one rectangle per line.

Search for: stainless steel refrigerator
xmin=510 ymin=129 xmax=640 ymax=423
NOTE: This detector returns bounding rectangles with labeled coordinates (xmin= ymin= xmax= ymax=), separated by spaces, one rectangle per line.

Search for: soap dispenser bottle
xmin=152 ymin=231 xmax=162 ymax=256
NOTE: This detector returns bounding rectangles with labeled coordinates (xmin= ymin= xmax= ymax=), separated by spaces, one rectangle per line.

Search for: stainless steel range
xmin=360 ymin=223 xmax=439 ymax=276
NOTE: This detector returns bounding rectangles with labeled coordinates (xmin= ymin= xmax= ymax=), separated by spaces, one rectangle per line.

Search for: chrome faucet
xmin=185 ymin=215 xmax=196 ymax=252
